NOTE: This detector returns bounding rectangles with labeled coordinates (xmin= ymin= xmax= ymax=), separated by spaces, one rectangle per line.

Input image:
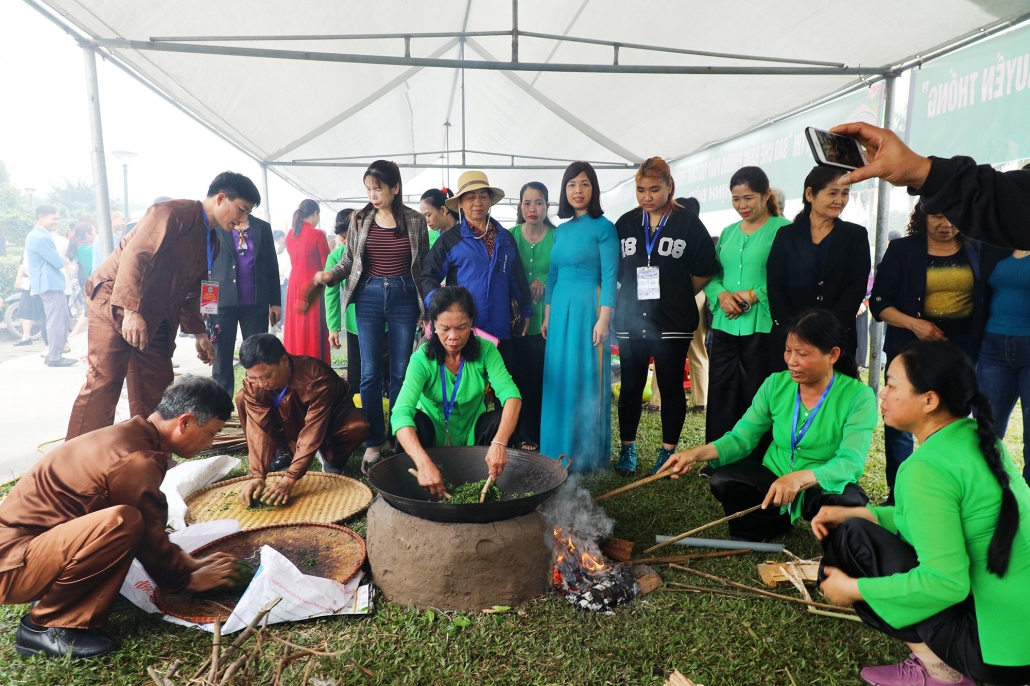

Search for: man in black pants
xmin=208 ymin=213 xmax=281 ymax=395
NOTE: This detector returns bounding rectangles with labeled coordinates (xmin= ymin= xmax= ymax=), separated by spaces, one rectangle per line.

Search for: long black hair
xmin=516 ymin=181 xmax=556 ymax=227
xmin=557 ymin=161 xmax=603 ymax=220
xmin=357 ymin=160 xmax=407 ymax=237
xmin=421 ymin=188 xmax=459 ymax=221
xmin=424 ymin=286 xmax=481 ymax=362
xmin=292 ymin=199 xmax=319 ymax=238
xmin=730 ymin=166 xmax=780 ymax=218
xmin=784 ymin=309 xmax=859 ymax=379
xmin=793 ymin=165 xmax=844 ymax=223
xmin=897 ymin=341 xmax=1020 ymax=577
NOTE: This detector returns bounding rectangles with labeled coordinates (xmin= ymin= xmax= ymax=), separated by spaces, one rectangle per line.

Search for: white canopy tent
xmin=25 ymin=0 xmax=1030 ymax=213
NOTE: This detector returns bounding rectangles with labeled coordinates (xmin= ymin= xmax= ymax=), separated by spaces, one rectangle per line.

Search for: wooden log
xmin=668 ymin=564 xmax=856 ymax=614
xmin=593 ymin=471 xmax=673 ymax=502
xmin=600 ymin=536 xmax=635 ymax=562
xmin=757 ymin=562 xmax=820 ymax=588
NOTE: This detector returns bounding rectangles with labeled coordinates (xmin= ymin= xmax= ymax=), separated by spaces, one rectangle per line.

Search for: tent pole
xmin=82 ymin=45 xmax=115 ymax=260
xmin=260 ymin=163 xmax=271 ymax=223
xmin=511 ymin=0 xmax=518 ymax=64
xmin=867 ymin=73 xmax=897 ymax=395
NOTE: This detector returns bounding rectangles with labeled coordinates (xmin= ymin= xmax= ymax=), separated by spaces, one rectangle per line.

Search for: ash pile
xmin=543 ymin=476 xmax=639 ymax=613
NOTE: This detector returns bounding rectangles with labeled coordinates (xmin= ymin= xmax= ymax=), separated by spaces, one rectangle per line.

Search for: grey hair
xmin=154 ymin=375 xmax=233 ymax=426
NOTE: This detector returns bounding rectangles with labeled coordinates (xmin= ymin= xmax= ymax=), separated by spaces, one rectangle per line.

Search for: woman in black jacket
xmin=870 ymin=203 xmax=995 ymax=501
xmin=766 ymin=165 xmax=870 ymax=373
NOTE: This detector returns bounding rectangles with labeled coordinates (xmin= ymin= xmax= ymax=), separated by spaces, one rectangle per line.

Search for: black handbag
xmin=510 ymin=297 xmax=525 ymax=337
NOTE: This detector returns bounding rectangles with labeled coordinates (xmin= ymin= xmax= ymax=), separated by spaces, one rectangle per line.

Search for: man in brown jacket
xmin=236 ymin=334 xmax=369 ymax=506
xmin=0 ymin=376 xmax=239 ymax=660
xmin=65 ymin=172 xmax=261 ymax=439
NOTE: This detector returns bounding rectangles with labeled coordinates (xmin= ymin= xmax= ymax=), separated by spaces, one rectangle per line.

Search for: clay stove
xmin=366 ymin=497 xmax=553 ymax=612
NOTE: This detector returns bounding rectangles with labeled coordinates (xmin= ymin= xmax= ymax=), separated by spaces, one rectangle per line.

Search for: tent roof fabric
xmin=34 ymin=0 xmax=1030 ymax=207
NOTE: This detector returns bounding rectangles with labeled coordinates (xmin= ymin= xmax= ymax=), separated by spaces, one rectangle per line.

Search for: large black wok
xmin=367 ymin=447 xmax=570 ymax=523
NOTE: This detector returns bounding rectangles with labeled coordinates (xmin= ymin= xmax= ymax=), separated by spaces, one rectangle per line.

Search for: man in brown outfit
xmin=236 ymin=334 xmax=369 ymax=506
xmin=0 ymin=376 xmax=239 ymax=660
xmin=65 ymin=172 xmax=261 ymax=439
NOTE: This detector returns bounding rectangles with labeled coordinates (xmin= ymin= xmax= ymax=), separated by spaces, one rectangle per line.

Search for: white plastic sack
xmin=161 ymin=454 xmax=241 ymax=531
xmin=119 ymin=519 xmax=241 ymax=614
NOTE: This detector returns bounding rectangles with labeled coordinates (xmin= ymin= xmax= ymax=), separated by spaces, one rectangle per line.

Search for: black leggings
xmin=617 ymin=337 xmax=690 ymax=446
xmin=708 ymin=461 xmax=868 ymax=541
xmin=821 ymin=518 xmax=1030 ymax=685
xmin=399 ymin=408 xmax=509 ymax=449
xmin=706 ymin=330 xmax=772 ymax=442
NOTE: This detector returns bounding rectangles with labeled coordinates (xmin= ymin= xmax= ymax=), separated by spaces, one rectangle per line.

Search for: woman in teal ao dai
xmin=540 ymin=162 xmax=620 ymax=472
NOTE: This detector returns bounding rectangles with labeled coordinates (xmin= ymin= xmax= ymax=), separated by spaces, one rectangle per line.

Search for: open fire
xmin=552 ymin=526 xmax=639 ymax=613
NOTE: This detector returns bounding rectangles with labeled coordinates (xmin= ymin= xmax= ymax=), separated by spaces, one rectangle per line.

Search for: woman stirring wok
xmin=392 ymin=286 xmax=523 ymax=498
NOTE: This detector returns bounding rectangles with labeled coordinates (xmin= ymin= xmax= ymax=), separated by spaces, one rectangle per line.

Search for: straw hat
xmin=446 ymin=170 xmax=505 ymax=212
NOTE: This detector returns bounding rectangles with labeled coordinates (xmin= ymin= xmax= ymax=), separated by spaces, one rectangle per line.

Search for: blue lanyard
xmin=201 ymin=208 xmax=215 ymax=278
xmin=642 ymin=212 xmax=669 ymax=266
xmin=790 ymin=374 xmax=836 ymax=467
xmin=273 ymin=385 xmax=289 ymax=409
xmin=440 ymin=358 xmax=466 ymax=443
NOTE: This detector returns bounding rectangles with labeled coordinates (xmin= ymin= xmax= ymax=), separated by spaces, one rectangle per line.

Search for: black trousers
xmin=405 ymin=408 xmax=509 ymax=448
xmin=618 ymin=337 xmax=691 ymax=446
xmin=346 ymin=329 xmax=361 ymax=391
xmin=821 ymin=518 xmax=1030 ymax=685
xmin=708 ymin=461 xmax=868 ymax=541
xmin=210 ymin=305 xmax=268 ymax=395
xmin=508 ymin=334 xmax=545 ymax=444
xmin=706 ymin=330 xmax=772 ymax=442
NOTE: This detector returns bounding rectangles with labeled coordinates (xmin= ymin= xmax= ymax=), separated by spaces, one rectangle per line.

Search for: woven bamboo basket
xmin=155 ymin=522 xmax=366 ymax=624
xmin=184 ymin=472 xmax=372 ymax=528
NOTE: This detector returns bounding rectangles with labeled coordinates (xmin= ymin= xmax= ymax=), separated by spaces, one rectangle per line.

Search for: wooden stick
xmin=407 ymin=468 xmax=453 ymax=499
xmin=666 ymin=582 xmax=767 ymax=600
xmin=644 ymin=485 xmax=814 ymax=554
xmin=146 ymin=665 xmax=175 ymax=686
xmin=668 ymin=564 xmax=856 ymax=613
xmin=301 ymin=656 xmax=316 ymax=686
xmin=628 ymin=548 xmax=752 ymax=565
xmin=592 ymin=471 xmax=673 ymax=502
xmin=208 ymin=617 xmax=221 ymax=685
xmin=479 ymin=475 xmax=494 ymax=504
xmin=807 ymin=607 xmax=864 ymax=622
xmin=192 ymin=596 xmax=282 ymax=680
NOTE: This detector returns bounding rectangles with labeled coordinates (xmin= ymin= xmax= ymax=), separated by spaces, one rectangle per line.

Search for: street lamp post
xmin=111 ymin=150 xmax=137 ymax=217
xmin=25 ymin=187 xmax=36 ymax=211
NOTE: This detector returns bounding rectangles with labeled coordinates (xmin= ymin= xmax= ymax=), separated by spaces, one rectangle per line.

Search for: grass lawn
xmin=0 ymin=366 xmax=1023 ymax=684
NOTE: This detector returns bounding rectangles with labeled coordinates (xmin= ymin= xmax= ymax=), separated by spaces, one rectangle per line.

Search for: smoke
xmin=541 ymin=474 xmax=614 ymax=542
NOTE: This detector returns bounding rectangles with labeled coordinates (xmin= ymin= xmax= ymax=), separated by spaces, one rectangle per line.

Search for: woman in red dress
xmin=284 ymin=199 xmax=331 ymax=364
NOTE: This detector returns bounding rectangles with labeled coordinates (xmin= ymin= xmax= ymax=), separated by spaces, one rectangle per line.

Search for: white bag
xmin=160 ymin=454 xmax=241 ymax=531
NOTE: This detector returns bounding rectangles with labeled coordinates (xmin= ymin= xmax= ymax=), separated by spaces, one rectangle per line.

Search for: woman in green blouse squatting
xmin=392 ymin=286 xmax=522 ymax=498
xmin=812 ymin=341 xmax=1030 ymax=686
xmin=659 ymin=309 xmax=876 ymax=541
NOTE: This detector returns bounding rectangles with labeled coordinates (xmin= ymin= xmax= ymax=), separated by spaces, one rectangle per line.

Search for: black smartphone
xmin=805 ymin=127 xmax=868 ymax=171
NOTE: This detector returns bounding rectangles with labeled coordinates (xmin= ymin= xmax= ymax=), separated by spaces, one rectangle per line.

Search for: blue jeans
xmin=977 ymin=332 xmax=1030 ymax=482
xmin=353 ymin=275 xmax=420 ymax=447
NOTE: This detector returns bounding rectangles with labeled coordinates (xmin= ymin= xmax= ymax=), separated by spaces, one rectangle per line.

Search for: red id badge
xmin=200 ymin=280 xmax=219 ymax=314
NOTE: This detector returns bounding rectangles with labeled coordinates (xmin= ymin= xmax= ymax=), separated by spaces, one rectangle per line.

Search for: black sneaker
xmin=15 ymin=615 xmax=116 ymax=660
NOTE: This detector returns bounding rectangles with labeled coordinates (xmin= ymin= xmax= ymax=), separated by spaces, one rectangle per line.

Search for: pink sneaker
xmin=860 ymin=654 xmax=975 ymax=686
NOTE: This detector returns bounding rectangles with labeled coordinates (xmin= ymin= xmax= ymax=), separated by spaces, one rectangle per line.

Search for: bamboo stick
xmin=592 ymin=471 xmax=673 ymax=502
xmin=407 ymin=468 xmax=452 ymax=499
xmin=628 ymin=548 xmax=752 ymax=565
xmin=479 ymin=475 xmax=494 ymax=503
xmin=208 ymin=617 xmax=221 ymax=685
xmin=668 ymin=564 xmax=856 ymax=614
xmin=666 ymin=582 xmax=767 ymax=600
xmin=645 ymin=485 xmax=814 ymax=554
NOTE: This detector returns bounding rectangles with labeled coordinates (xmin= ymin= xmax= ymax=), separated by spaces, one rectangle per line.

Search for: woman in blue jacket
xmin=420 ymin=171 xmax=532 ymax=366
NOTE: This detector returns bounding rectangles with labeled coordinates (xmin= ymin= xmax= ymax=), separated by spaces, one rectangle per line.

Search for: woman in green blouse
xmin=325 ymin=209 xmax=361 ymax=386
xmin=705 ymin=166 xmax=791 ymax=446
xmin=660 ymin=309 xmax=876 ymax=541
xmin=813 ymin=341 xmax=1030 ymax=686
xmin=393 ymin=286 xmax=523 ymax=498
xmin=508 ymin=181 xmax=555 ymax=450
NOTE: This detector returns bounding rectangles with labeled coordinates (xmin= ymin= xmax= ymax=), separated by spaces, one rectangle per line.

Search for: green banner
xmin=909 ymin=22 xmax=1030 ymax=165
xmin=604 ymin=84 xmax=883 ymax=216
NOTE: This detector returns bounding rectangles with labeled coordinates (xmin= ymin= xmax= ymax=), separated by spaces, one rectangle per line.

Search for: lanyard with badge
xmin=273 ymin=385 xmax=289 ymax=410
xmin=440 ymin=358 xmax=466 ymax=446
xmin=200 ymin=208 xmax=219 ymax=315
xmin=637 ymin=212 xmax=668 ymax=300
xmin=787 ymin=374 xmax=835 ymax=516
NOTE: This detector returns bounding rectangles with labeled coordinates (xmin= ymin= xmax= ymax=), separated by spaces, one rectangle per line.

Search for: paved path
xmin=0 ymin=334 xmax=214 ymax=483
